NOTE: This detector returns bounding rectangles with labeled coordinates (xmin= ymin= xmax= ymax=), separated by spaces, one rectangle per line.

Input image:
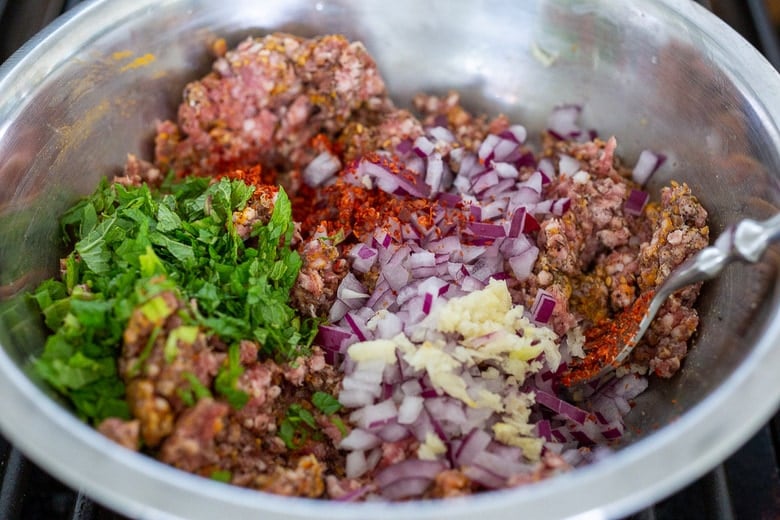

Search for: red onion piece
xmin=359 ymin=158 xmax=430 ymax=198
xmin=478 ymin=134 xmax=501 ymax=163
xmin=340 ymin=428 xmax=382 ymax=451
xmin=372 ymin=229 xmax=393 ymax=249
xmin=398 ymin=395 xmax=425 ymax=424
xmin=413 ymin=136 xmax=435 ymax=158
xmin=380 ymin=478 xmax=433 ymax=500
xmin=538 ymin=157 xmax=555 ymax=179
xmin=468 ymin=222 xmax=506 ymax=238
xmin=547 ymin=104 xmax=582 ymax=140
xmin=454 ymin=428 xmax=492 ymax=465
xmin=508 ymin=207 xmax=540 ymax=237
xmin=303 ymin=150 xmax=341 ymax=187
xmin=632 ymin=149 xmax=666 ymax=185
xmin=429 ymin=126 xmax=455 ymax=143
xmin=624 ymin=189 xmax=649 ymax=216
xmin=558 ymin=154 xmax=581 ymax=176
xmin=353 ymin=398 xmax=398 ymax=430
xmin=508 ymin=247 xmax=539 ymax=281
xmin=375 ymin=459 xmax=446 ymax=488
xmin=492 ymin=138 xmax=519 ymax=162
xmin=426 ymin=153 xmax=445 ymax=192
xmin=536 ymin=419 xmax=552 ymax=441
xmin=346 ymin=450 xmax=369 ymax=478
xmin=471 ymin=170 xmax=499 ymax=194
xmin=535 ymin=390 xmax=589 ymax=424
xmin=462 ymin=465 xmax=506 ymax=489
xmin=499 ymin=124 xmax=528 ymax=144
xmin=314 ymin=325 xmax=351 ymax=350
xmin=328 ymin=299 xmax=349 ymax=322
xmin=494 ymin=162 xmax=519 ymax=179
xmin=551 ymin=197 xmax=571 ymax=216
xmin=344 ymin=312 xmax=368 ymax=341
xmin=531 ymin=289 xmax=556 ymax=323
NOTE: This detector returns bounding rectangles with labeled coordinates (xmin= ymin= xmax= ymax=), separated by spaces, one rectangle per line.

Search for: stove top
xmin=1 ymin=1 xmax=779 ymax=518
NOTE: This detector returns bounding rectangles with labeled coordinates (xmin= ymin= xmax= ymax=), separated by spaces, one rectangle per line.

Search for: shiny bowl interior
xmin=1 ymin=1 xmax=780 ymax=518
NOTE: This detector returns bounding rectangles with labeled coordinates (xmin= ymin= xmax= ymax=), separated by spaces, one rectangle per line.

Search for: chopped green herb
xmin=182 ymin=371 xmax=212 ymax=401
xmin=278 ymin=403 xmax=318 ymax=450
xmin=30 ymin=176 xmax=316 ymax=424
xmin=330 ymin=416 xmax=348 ymax=438
xmin=210 ymin=470 xmax=232 ymax=483
xmin=214 ymin=343 xmax=249 ymax=409
xmin=312 ymin=391 xmax=342 ymax=415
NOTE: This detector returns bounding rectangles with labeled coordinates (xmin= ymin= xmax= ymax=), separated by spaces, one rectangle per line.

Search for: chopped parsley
xmin=210 ymin=470 xmax=232 ymax=483
xmin=31 ymin=176 xmax=317 ymax=423
xmin=279 ymin=393 xmax=344 ymax=449
xmin=312 ymin=391 xmax=342 ymax=415
xmin=279 ymin=403 xmax=318 ymax=450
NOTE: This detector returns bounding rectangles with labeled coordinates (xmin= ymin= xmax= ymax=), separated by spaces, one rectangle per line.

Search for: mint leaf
xmin=312 ymin=391 xmax=342 ymax=415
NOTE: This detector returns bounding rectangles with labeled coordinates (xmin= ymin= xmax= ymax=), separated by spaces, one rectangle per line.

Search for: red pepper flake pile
xmin=562 ymin=290 xmax=656 ymax=387
xmin=299 ymin=153 xmax=468 ymax=242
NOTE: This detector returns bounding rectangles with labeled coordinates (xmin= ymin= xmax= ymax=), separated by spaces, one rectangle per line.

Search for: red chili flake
xmin=562 ymin=290 xmax=655 ymax=387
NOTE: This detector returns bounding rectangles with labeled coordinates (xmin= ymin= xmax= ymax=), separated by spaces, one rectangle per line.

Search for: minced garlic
xmin=342 ymin=279 xmax=562 ymax=462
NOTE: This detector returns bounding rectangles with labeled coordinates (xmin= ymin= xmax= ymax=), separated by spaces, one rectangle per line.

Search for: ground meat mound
xmin=631 ymin=181 xmax=709 ymax=376
xmin=155 ymin=33 xmax=391 ymax=178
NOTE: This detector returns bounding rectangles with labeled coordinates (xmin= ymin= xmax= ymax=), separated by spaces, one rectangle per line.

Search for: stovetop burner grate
xmin=1 ymin=1 xmax=779 ymax=518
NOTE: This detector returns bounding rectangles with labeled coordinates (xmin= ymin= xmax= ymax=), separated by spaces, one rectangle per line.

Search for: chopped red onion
xmin=531 ymin=289 xmax=556 ymax=324
xmin=507 ymin=207 xmax=539 ymax=237
xmin=372 ymin=229 xmax=393 ymax=249
xmin=478 ymin=134 xmax=502 ymax=163
xmin=508 ymin=247 xmax=539 ymax=281
xmin=314 ymin=325 xmax=351 ymax=350
xmin=551 ymin=197 xmax=571 ymax=216
xmin=303 ymin=150 xmax=341 ymax=187
xmin=348 ymin=244 xmax=378 ymax=273
xmin=471 ymin=170 xmax=499 ymax=194
xmin=535 ymin=390 xmax=589 ymax=424
xmin=344 ymin=312 xmax=368 ymax=342
xmin=425 ymin=153 xmax=444 ymax=192
xmin=538 ymin=157 xmax=555 ymax=179
xmin=461 ymin=465 xmax=506 ymax=489
xmin=375 ymin=459 xmax=446 ymax=488
xmin=413 ymin=136 xmax=435 ymax=158
xmin=468 ymin=222 xmax=506 ymax=238
xmin=632 ymin=149 xmax=666 ymax=185
xmin=328 ymin=299 xmax=349 ymax=322
xmin=337 ymin=273 xmax=369 ymax=307
xmin=354 ymin=398 xmax=398 ymax=430
xmin=359 ymin=158 xmax=430 ymax=199
xmin=340 ymin=428 xmax=382 ymax=451
xmin=499 ymin=124 xmax=528 ymax=144
xmin=346 ymin=450 xmax=368 ymax=478
xmin=558 ymin=154 xmax=581 ymax=176
xmin=380 ymin=478 xmax=433 ymax=500
xmin=454 ymin=428 xmax=492 ymax=465
xmin=398 ymin=395 xmax=425 ymax=424
xmin=492 ymin=138 xmax=519 ymax=162
xmin=547 ymin=104 xmax=582 ymax=140
xmin=624 ymin=189 xmax=649 ymax=216
xmin=429 ymin=126 xmax=455 ymax=143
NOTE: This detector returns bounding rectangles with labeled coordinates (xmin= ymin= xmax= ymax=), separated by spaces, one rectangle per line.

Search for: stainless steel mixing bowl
xmin=1 ymin=0 xmax=780 ymax=518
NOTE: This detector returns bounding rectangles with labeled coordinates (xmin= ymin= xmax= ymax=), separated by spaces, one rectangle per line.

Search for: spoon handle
xmin=658 ymin=212 xmax=780 ymax=301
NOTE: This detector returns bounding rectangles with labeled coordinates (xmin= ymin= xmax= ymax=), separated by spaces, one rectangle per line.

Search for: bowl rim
xmin=1 ymin=1 xmax=780 ymax=519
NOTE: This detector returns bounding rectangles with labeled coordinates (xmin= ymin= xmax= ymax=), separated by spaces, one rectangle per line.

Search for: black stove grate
xmin=1 ymin=1 xmax=780 ymax=518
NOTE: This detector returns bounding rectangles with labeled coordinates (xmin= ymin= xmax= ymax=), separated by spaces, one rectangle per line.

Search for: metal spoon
xmin=563 ymin=212 xmax=780 ymax=387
